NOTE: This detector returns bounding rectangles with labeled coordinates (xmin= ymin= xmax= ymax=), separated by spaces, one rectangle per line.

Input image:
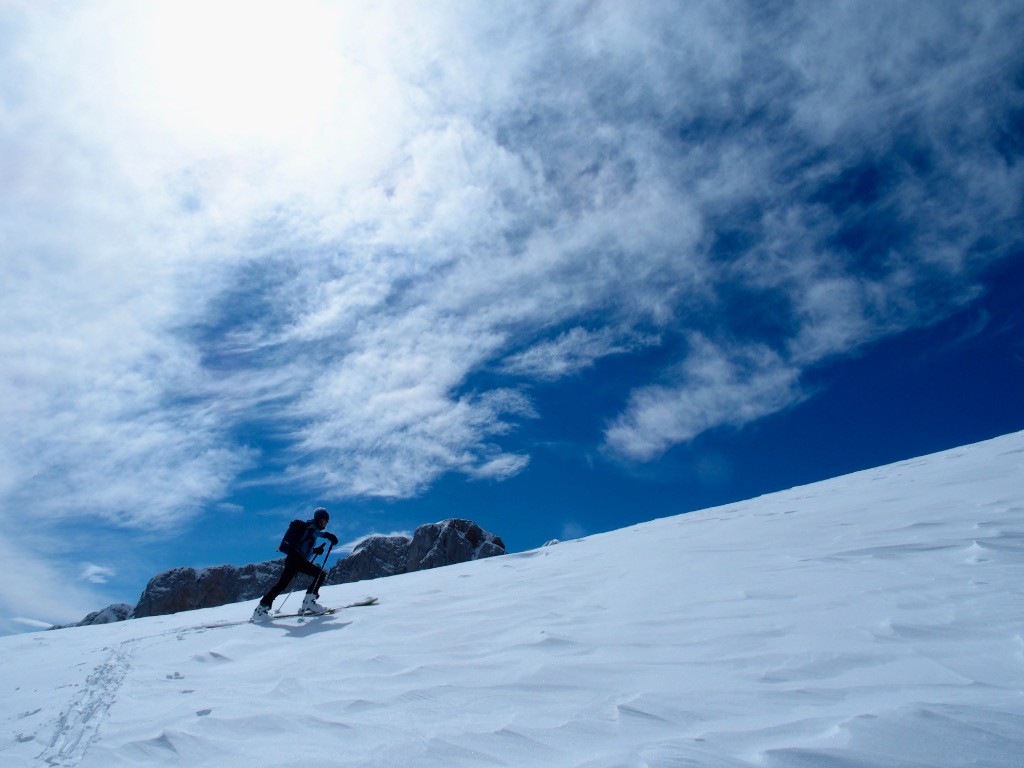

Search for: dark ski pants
xmin=260 ymin=553 xmax=327 ymax=607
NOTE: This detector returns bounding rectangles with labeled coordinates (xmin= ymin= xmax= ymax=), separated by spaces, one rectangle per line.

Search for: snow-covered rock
xmin=406 ymin=518 xmax=506 ymax=571
xmin=48 ymin=602 xmax=134 ymax=630
xmin=326 ymin=519 xmax=505 ymax=583
xmin=328 ymin=535 xmax=411 ymax=583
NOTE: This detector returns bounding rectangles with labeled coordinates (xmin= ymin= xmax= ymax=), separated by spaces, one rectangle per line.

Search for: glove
xmin=312 ymin=544 xmax=325 ymax=555
xmin=324 ymin=532 xmax=339 ymax=546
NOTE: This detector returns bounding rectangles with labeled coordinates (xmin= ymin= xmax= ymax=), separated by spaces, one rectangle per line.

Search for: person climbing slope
xmin=252 ymin=507 xmax=339 ymax=620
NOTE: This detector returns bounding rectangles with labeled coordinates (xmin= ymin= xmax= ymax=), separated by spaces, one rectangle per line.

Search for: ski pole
xmin=275 ymin=548 xmax=327 ymax=615
xmin=314 ymin=542 xmax=334 ymax=594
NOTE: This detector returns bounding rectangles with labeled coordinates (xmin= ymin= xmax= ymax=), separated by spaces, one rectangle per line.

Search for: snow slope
xmin=2 ymin=432 xmax=1022 ymax=767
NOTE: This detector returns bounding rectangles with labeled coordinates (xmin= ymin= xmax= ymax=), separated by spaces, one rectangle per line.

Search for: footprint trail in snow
xmin=36 ymin=643 xmax=134 ymax=766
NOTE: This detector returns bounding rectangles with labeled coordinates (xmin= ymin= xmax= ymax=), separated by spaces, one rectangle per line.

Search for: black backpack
xmin=278 ymin=519 xmax=309 ymax=555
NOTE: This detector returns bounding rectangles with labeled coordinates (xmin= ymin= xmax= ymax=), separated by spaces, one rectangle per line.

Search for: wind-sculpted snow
xmin=2 ymin=432 xmax=1022 ymax=767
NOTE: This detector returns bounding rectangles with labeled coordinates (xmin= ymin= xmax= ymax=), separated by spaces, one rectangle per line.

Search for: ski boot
xmin=300 ymin=593 xmax=328 ymax=615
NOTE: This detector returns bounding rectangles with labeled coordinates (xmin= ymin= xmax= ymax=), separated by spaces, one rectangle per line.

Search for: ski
xmin=269 ymin=596 xmax=379 ymax=620
xmin=270 ymin=607 xmax=337 ymax=619
xmin=187 ymin=597 xmax=379 ymax=630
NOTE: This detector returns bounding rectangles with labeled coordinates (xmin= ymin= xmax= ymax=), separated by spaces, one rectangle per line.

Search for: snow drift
xmin=1 ymin=431 xmax=1022 ymax=767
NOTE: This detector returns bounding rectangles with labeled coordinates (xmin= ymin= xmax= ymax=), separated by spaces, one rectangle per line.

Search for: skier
xmin=252 ymin=507 xmax=339 ymax=620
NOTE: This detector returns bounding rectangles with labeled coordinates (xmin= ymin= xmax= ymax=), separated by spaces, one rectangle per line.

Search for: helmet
xmin=313 ymin=508 xmax=330 ymax=524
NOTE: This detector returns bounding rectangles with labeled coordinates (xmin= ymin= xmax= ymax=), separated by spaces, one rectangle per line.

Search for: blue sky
xmin=2 ymin=0 xmax=1022 ymax=634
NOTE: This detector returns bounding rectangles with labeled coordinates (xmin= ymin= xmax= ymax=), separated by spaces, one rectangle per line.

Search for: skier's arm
xmin=310 ymin=530 xmax=337 ymax=557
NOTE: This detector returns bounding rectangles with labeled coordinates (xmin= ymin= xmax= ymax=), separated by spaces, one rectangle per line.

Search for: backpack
xmin=278 ymin=519 xmax=309 ymax=555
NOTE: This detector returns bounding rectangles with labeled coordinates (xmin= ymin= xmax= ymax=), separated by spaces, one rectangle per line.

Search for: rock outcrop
xmin=328 ymin=535 xmax=411 ymax=583
xmin=326 ymin=518 xmax=505 ymax=584
xmin=48 ymin=602 xmax=134 ymax=630
xmin=406 ymin=518 xmax=505 ymax=571
xmin=132 ymin=560 xmax=285 ymax=618
xmin=55 ymin=518 xmax=505 ymax=628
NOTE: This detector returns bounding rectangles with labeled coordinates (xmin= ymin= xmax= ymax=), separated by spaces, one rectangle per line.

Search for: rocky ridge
xmin=54 ymin=519 xmax=504 ymax=628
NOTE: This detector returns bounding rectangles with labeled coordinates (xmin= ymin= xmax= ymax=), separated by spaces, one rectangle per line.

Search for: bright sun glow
xmin=137 ymin=1 xmax=350 ymax=146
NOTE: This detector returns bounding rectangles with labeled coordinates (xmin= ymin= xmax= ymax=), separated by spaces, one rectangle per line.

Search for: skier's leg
xmin=310 ymin=569 xmax=327 ymax=594
xmin=261 ymin=556 xmax=301 ymax=606
xmin=296 ymin=559 xmax=329 ymax=614
xmin=295 ymin=558 xmax=327 ymax=594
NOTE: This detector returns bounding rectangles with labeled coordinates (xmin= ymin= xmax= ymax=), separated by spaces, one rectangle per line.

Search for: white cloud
xmin=469 ymin=452 xmax=532 ymax=482
xmin=502 ymin=327 xmax=658 ymax=380
xmin=10 ymin=617 xmax=55 ymax=630
xmin=0 ymin=536 xmax=113 ymax=634
xmin=0 ymin=1 xmax=1021 ymax=609
xmin=605 ymin=336 xmax=805 ymax=462
xmin=287 ymin=340 xmax=537 ymax=496
xmin=80 ymin=563 xmax=116 ymax=584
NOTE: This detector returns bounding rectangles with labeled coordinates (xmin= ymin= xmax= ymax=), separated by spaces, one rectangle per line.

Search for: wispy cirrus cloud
xmin=1 ymin=0 xmax=1022 ymax=634
xmin=501 ymin=327 xmax=659 ymax=381
xmin=605 ymin=335 xmax=805 ymax=462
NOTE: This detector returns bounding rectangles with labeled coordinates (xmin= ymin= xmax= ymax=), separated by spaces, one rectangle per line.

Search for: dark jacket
xmin=294 ymin=520 xmax=333 ymax=559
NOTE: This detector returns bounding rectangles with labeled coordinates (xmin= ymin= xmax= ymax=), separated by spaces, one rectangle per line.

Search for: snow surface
xmin=2 ymin=432 xmax=1022 ymax=767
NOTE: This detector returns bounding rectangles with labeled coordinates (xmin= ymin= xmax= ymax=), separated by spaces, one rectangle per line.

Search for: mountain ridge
xmin=53 ymin=517 xmax=504 ymax=628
